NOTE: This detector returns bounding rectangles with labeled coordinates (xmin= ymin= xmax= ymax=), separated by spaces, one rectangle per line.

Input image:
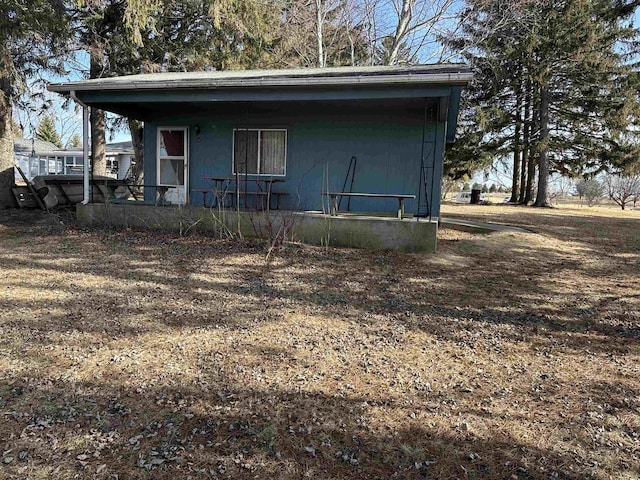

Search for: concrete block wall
xmin=76 ymin=203 xmax=438 ymax=253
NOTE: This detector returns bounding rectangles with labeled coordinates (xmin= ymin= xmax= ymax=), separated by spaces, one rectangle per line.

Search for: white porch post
xmin=70 ymin=90 xmax=91 ymax=204
xmin=82 ymin=105 xmax=90 ymax=204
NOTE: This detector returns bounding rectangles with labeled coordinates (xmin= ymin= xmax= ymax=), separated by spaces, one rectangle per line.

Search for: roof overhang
xmin=49 ymin=64 xmax=472 ymax=93
xmin=48 ymin=65 xmax=471 ymax=142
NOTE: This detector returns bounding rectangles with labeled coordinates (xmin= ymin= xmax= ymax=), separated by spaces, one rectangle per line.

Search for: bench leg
xmin=398 ymin=198 xmax=405 ymax=219
xmin=331 ymin=195 xmax=338 ymax=215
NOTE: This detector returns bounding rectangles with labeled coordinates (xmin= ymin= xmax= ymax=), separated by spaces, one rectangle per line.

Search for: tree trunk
xmin=0 ymin=78 xmax=16 ymax=209
xmin=518 ymin=80 xmax=530 ymax=204
xmin=128 ymin=118 xmax=144 ymax=182
xmin=91 ymin=108 xmax=106 ymax=176
xmin=388 ymin=0 xmax=413 ymax=65
xmin=524 ymin=147 xmax=536 ymax=204
xmin=315 ymin=0 xmax=325 ymax=68
xmin=510 ymin=83 xmax=522 ymax=203
xmin=90 ymin=55 xmax=106 ymax=176
xmin=534 ymin=81 xmax=551 ymax=207
xmin=524 ymin=82 xmax=538 ymax=204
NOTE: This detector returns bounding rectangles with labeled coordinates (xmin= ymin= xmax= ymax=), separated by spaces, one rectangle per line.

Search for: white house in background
xmin=14 ymin=138 xmax=135 ymax=182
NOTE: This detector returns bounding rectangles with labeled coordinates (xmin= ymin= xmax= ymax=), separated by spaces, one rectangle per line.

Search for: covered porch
xmin=49 ymin=65 xmax=471 ymax=252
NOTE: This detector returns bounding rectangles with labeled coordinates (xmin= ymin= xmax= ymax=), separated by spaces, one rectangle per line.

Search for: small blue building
xmin=49 ymin=65 xmax=471 ymax=251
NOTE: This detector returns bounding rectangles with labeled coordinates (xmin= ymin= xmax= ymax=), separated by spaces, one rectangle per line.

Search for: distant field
xmin=0 ymin=206 xmax=638 ymax=479
xmin=445 ymin=191 xmax=639 ymax=211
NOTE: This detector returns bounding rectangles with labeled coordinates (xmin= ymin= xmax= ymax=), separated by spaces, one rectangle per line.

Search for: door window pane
xmin=159 ymin=158 xmax=185 ymax=185
xmin=160 ymin=130 xmax=185 ymax=156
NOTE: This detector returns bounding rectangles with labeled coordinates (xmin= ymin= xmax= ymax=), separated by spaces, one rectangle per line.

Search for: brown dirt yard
xmin=0 ymin=204 xmax=638 ymax=480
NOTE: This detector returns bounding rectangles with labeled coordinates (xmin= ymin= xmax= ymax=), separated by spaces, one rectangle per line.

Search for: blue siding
xmin=143 ymin=99 xmax=446 ymax=217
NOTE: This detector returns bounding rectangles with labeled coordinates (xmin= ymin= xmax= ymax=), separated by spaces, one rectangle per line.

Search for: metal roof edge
xmin=48 ymin=71 xmax=473 ymax=94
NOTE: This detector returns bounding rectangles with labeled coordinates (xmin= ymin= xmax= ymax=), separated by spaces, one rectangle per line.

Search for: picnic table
xmin=33 ymin=176 xmax=143 ymax=206
xmin=324 ymin=192 xmax=416 ymax=219
xmin=196 ymin=176 xmax=287 ymax=210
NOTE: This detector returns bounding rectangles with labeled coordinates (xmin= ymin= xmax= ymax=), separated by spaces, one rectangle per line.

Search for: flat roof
xmin=48 ymin=64 xmax=472 ymax=93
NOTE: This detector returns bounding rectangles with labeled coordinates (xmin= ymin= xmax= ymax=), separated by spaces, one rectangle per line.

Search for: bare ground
xmin=0 ymin=204 xmax=638 ymax=479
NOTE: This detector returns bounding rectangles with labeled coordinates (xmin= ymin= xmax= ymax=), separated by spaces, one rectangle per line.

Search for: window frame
xmin=232 ymin=128 xmax=287 ymax=177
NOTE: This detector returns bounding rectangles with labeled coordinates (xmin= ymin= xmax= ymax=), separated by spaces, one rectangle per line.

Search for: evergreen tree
xmin=67 ymin=133 xmax=82 ymax=148
xmin=446 ymin=0 xmax=640 ymax=208
xmin=528 ymin=0 xmax=639 ymax=206
xmin=0 ymin=0 xmax=69 ymax=207
xmin=36 ymin=115 xmax=62 ymax=148
xmin=76 ymin=0 xmax=286 ymax=180
xmin=73 ymin=0 xmax=165 ymax=176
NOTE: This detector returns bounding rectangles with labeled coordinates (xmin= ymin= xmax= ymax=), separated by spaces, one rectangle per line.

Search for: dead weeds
xmin=0 ymin=206 xmax=638 ymax=479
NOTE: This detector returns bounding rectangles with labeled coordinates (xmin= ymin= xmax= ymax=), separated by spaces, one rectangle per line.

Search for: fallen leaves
xmin=0 ymin=208 xmax=638 ymax=479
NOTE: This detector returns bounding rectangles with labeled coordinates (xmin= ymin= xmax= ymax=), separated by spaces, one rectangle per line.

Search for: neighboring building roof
xmin=14 ymin=137 xmax=62 ymax=155
xmin=48 ymin=64 xmax=472 ymax=93
xmin=105 ymin=141 xmax=134 ymax=153
xmin=14 ymin=138 xmax=134 ymax=156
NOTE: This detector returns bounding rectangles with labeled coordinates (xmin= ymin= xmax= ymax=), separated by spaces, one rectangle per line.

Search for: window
xmin=64 ymin=156 xmax=84 ymax=175
xmin=233 ymin=129 xmax=286 ymax=176
xmin=106 ymin=156 xmax=119 ymax=177
xmin=47 ymin=156 xmax=64 ymax=174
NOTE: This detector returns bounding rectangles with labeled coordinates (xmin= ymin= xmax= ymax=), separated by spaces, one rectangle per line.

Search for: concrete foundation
xmin=76 ymin=203 xmax=438 ymax=253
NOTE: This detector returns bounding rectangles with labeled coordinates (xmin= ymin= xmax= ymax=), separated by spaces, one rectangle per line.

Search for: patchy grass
xmin=0 ymin=205 xmax=638 ymax=479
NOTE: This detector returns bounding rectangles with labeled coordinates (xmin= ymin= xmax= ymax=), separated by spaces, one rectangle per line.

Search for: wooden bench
xmin=324 ymin=192 xmax=416 ymax=219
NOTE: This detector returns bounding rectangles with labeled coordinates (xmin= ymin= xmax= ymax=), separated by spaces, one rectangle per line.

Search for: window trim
xmin=232 ymin=128 xmax=287 ymax=177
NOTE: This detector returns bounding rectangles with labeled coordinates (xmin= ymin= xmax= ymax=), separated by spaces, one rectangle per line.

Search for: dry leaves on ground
xmin=0 ymin=205 xmax=638 ymax=479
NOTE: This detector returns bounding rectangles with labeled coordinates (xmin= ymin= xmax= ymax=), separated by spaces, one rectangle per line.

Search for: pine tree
xmin=36 ymin=115 xmax=62 ymax=148
xmin=75 ymin=0 xmax=286 ymax=179
xmin=446 ymin=0 xmax=640 ymax=207
xmin=528 ymin=0 xmax=639 ymax=205
xmin=67 ymin=133 xmax=82 ymax=148
xmin=75 ymin=0 xmax=161 ymax=176
xmin=0 ymin=0 xmax=68 ymax=207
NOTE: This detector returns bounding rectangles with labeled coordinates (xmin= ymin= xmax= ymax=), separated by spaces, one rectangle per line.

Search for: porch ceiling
xmin=74 ymin=84 xmax=454 ymax=111
xmin=94 ymin=97 xmax=441 ymax=119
